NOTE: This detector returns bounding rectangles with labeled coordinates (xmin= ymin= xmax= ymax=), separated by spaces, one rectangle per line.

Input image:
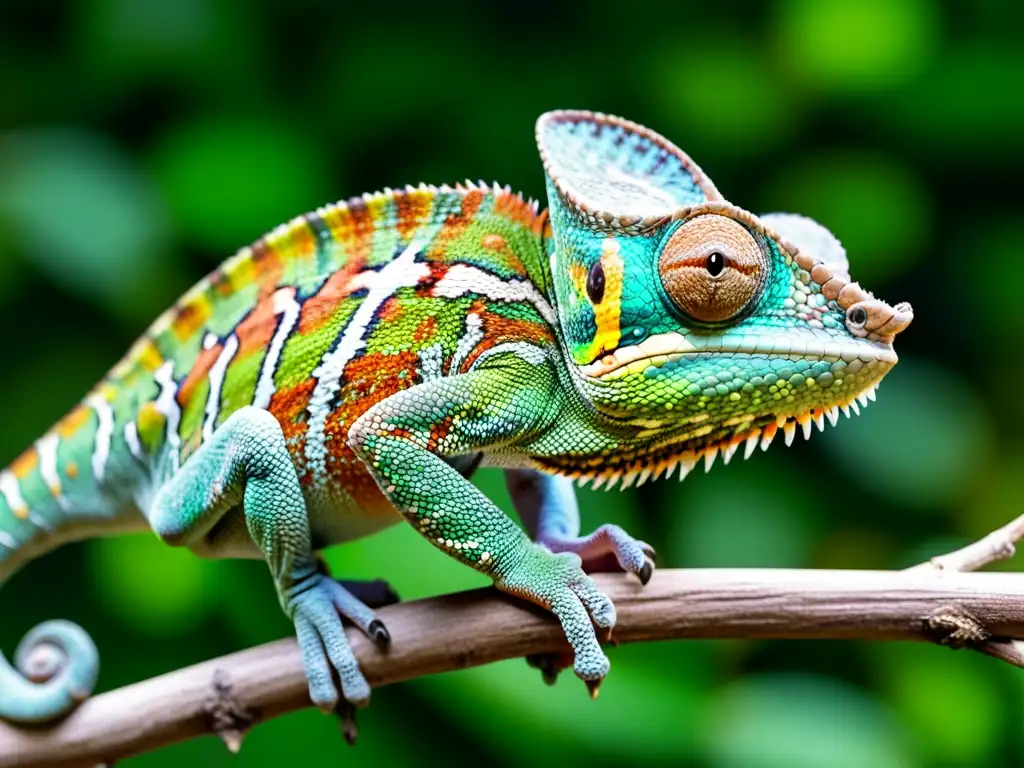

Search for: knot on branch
xmin=924 ymin=607 xmax=990 ymax=649
xmin=203 ymin=669 xmax=255 ymax=754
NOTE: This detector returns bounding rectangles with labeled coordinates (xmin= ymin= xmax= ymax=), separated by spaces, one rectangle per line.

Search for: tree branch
xmin=4 ymin=567 xmax=1024 ymax=768
xmin=907 ymin=512 xmax=1024 ymax=574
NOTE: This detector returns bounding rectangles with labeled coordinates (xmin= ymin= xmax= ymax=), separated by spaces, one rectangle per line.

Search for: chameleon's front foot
xmin=540 ymin=524 xmax=656 ymax=584
xmin=495 ymin=546 xmax=615 ymax=696
xmin=286 ymin=573 xmax=390 ymax=711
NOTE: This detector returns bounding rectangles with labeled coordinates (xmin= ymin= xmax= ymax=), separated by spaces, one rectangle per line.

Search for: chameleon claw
xmin=585 ymin=678 xmax=602 ymax=700
xmin=335 ymin=700 xmax=359 ymax=747
xmin=368 ymin=619 xmax=391 ymax=650
xmin=638 ymin=557 xmax=655 ymax=586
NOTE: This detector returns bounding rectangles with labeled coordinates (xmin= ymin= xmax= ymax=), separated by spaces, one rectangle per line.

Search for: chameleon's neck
xmin=0 ymin=384 xmax=149 ymax=582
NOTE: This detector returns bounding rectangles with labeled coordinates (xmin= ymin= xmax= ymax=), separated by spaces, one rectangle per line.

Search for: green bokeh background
xmin=2 ymin=0 xmax=1023 ymax=765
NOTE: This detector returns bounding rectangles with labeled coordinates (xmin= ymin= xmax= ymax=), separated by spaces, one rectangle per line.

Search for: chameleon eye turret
xmin=658 ymin=214 xmax=769 ymax=324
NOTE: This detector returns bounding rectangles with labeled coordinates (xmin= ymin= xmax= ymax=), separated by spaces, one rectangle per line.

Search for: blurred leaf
xmin=88 ymin=532 xmax=218 ymax=636
xmin=150 ymin=114 xmax=332 ymax=253
xmin=700 ymin=673 xmax=917 ymax=768
xmin=882 ymin=43 xmax=1024 ymax=157
xmin=820 ymin=357 xmax=993 ymax=512
xmin=958 ymin=448 xmax=1024 ymax=556
xmin=872 ymin=643 xmax=1005 ymax=765
xmin=959 ymin=218 xmax=1024 ymax=337
xmin=417 ymin=652 xmax=706 ymax=763
xmin=0 ymin=224 xmax=23 ymax=304
xmin=75 ymin=0 xmax=256 ymax=88
xmin=647 ymin=35 xmax=798 ymax=156
xmin=669 ymin=458 xmax=818 ymax=568
xmin=0 ymin=338 xmax=117 ymax=460
xmin=773 ymin=0 xmax=939 ymax=94
xmin=812 ymin=526 xmax=899 ymax=570
xmin=823 ymin=361 xmax=989 ymax=511
xmin=761 ymin=150 xmax=931 ymax=285
xmin=0 ymin=128 xmax=177 ymax=321
xmin=324 ymin=519 xmax=489 ymax=603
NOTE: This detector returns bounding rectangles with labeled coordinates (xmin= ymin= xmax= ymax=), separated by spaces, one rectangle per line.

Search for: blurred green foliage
xmin=1 ymin=0 xmax=1023 ymax=765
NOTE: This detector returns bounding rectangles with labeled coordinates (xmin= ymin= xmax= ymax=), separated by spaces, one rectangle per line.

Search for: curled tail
xmin=0 ymin=616 xmax=99 ymax=724
xmin=0 ymin=495 xmax=101 ymax=724
xmin=0 ymin=394 xmax=149 ymax=724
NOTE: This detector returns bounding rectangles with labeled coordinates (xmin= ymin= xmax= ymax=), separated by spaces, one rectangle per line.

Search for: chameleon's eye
xmin=658 ymin=214 xmax=768 ymax=323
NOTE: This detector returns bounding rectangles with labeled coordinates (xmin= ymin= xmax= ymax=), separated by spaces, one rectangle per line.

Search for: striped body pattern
xmin=0 ymin=183 xmax=553 ymax=561
xmin=1 ymin=110 xmax=914 ymax=727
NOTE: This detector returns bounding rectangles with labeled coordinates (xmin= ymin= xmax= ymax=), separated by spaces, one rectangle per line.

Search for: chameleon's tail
xmin=0 ymin=616 xmax=99 ymax=725
xmin=0 ymin=506 xmax=102 ymax=724
xmin=0 ymin=400 xmax=147 ymax=724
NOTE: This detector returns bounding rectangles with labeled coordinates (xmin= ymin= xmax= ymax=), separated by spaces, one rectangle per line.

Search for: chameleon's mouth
xmin=579 ymin=330 xmax=897 ymax=381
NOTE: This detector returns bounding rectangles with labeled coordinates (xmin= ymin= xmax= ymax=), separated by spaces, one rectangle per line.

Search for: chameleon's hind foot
xmin=288 ymin=573 xmax=390 ymax=712
xmin=497 ymin=547 xmax=615 ymax=690
xmin=539 ymin=523 xmax=656 ymax=585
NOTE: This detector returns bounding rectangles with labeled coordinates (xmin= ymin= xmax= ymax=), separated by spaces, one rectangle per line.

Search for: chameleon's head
xmin=536 ymin=111 xmax=914 ymax=482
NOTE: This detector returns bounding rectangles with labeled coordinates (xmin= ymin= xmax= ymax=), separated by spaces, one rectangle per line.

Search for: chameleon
xmin=0 ymin=110 xmax=913 ymax=725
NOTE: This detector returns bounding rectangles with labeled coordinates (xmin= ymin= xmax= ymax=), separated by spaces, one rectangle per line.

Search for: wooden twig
xmin=905 ymin=513 xmax=1024 ymax=667
xmin=4 ymin=567 xmax=1024 ymax=768
xmin=907 ymin=513 xmax=1024 ymax=575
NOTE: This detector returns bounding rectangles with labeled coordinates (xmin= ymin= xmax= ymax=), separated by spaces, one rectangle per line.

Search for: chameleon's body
xmin=0 ymin=111 xmax=913 ymax=724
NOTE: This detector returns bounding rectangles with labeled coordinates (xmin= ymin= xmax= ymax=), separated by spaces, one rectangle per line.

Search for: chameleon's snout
xmin=883 ymin=301 xmax=914 ymax=338
xmin=831 ymin=279 xmax=913 ymax=344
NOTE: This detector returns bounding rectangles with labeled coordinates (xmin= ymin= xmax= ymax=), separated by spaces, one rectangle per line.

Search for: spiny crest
xmin=570 ymin=382 xmax=880 ymax=491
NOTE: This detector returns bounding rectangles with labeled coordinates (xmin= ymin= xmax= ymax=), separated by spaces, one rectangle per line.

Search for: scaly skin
xmin=0 ymin=110 xmax=913 ymax=724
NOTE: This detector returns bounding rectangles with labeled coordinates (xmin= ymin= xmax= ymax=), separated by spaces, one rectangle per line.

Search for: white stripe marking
xmin=253 ymin=288 xmax=301 ymax=409
xmin=36 ymin=433 xmax=69 ymax=510
xmin=469 ymin=342 xmax=549 ymax=370
xmin=418 ymin=343 xmax=444 ymax=382
xmin=0 ymin=470 xmax=27 ymax=518
xmin=154 ymin=361 xmax=182 ymax=472
xmin=203 ymin=334 xmax=239 ymax=442
xmin=124 ymin=421 xmax=145 ymax=462
xmin=306 ymin=241 xmax=430 ymax=481
xmin=433 ymin=264 xmax=557 ymax=327
xmin=448 ymin=312 xmax=485 ymax=375
xmin=85 ymin=394 xmax=115 ymax=484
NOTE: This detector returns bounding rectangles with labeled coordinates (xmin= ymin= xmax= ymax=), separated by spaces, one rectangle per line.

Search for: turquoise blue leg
xmin=505 ymin=469 xmax=655 ymax=582
xmin=147 ymin=406 xmax=387 ymax=711
xmin=349 ymin=355 xmax=616 ymax=691
xmin=504 ymin=468 xmax=654 ymax=685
